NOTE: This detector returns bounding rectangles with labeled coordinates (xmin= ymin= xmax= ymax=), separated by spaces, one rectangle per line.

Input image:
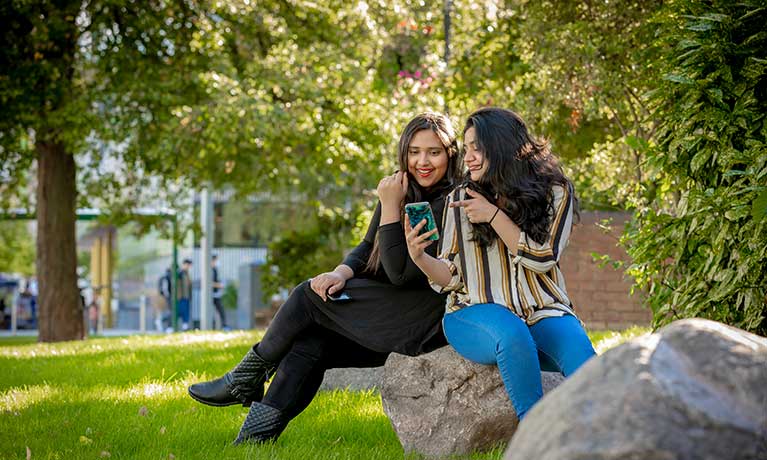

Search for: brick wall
xmin=559 ymin=211 xmax=652 ymax=330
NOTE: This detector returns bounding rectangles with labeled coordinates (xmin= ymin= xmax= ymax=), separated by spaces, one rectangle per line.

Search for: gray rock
xmin=319 ymin=366 xmax=383 ymax=391
xmin=505 ymin=318 xmax=767 ymax=460
xmin=381 ymin=346 xmax=564 ymax=457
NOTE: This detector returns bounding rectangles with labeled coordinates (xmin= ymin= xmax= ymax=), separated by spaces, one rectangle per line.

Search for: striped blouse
xmin=429 ymin=183 xmax=577 ymax=324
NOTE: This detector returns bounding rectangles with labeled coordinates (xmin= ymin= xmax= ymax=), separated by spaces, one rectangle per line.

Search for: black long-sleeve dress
xmin=260 ymin=188 xmax=450 ymax=418
xmin=302 ymin=188 xmax=449 ymax=356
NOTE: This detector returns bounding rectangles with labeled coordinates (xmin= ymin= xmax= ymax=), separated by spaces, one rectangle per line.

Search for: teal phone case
xmin=405 ymin=202 xmax=439 ymax=241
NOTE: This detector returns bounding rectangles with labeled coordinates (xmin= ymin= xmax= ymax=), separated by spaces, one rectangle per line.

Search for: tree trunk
xmin=36 ymin=139 xmax=83 ymax=342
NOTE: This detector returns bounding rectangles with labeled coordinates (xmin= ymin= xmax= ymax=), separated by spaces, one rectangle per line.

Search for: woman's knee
xmin=531 ymin=315 xmax=595 ymax=376
xmin=495 ymin=326 xmax=535 ymax=357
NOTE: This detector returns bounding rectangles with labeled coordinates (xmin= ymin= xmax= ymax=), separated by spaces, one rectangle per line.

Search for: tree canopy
xmin=1 ymin=0 xmax=765 ymax=339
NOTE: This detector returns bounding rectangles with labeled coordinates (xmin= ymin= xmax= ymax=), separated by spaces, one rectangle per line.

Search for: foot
xmin=188 ymin=373 xmax=263 ymax=407
xmin=233 ymin=402 xmax=288 ymax=445
xmin=187 ymin=347 xmax=275 ymax=407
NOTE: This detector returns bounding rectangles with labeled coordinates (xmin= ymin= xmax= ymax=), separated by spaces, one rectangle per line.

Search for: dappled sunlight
xmin=1 ymin=335 xmax=416 ymax=460
xmin=354 ymin=398 xmax=388 ymax=419
xmin=1 ymin=379 xmax=192 ymax=412
xmin=123 ymin=381 xmax=186 ymax=402
xmin=0 ymin=330 xmax=261 ymax=359
xmin=164 ymin=330 xmax=259 ymax=345
xmin=312 ymin=390 xmax=387 ymax=422
xmin=1 ymin=384 xmax=59 ymax=412
xmin=593 ymin=327 xmax=650 ymax=354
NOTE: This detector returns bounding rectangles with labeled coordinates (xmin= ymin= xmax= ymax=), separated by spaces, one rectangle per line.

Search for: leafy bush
xmin=221 ymin=283 xmax=237 ymax=310
xmin=260 ymin=204 xmax=362 ymax=301
xmin=625 ymin=1 xmax=767 ymax=335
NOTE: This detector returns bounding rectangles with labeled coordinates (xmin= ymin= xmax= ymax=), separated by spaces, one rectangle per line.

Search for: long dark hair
xmin=364 ymin=112 xmax=461 ymax=273
xmin=462 ymin=107 xmax=578 ymax=247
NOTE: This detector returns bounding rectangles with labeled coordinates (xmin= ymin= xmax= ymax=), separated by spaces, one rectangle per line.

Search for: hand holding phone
xmin=404 ymin=202 xmax=439 ymax=241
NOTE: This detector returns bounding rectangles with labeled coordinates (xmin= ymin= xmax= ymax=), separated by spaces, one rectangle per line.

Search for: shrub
xmin=625 ymin=1 xmax=767 ymax=335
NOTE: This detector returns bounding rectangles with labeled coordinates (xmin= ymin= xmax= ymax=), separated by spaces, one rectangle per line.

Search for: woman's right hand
xmin=404 ymin=213 xmax=437 ymax=262
xmin=310 ymin=271 xmax=346 ymax=301
xmin=377 ymin=171 xmax=408 ymax=207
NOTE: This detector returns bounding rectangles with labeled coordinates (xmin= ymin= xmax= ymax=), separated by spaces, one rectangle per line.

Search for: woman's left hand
xmin=377 ymin=171 xmax=408 ymax=207
xmin=449 ymin=188 xmax=499 ymax=223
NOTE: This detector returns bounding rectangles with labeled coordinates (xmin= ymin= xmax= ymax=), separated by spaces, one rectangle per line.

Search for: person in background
xmin=211 ymin=254 xmax=228 ymax=330
xmin=157 ymin=267 xmax=172 ymax=331
xmin=88 ymin=291 xmax=100 ymax=336
xmin=16 ymin=282 xmax=36 ymax=329
xmin=0 ymin=288 xmax=8 ymax=329
xmin=177 ymin=259 xmax=193 ymax=331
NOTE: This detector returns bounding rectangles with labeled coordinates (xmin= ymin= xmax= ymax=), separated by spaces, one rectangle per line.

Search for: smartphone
xmin=327 ymin=291 xmax=352 ymax=302
xmin=405 ymin=202 xmax=439 ymax=241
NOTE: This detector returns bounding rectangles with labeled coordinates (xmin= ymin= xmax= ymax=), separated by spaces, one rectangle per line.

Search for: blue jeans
xmin=177 ymin=298 xmax=190 ymax=324
xmin=443 ymin=303 xmax=596 ymax=419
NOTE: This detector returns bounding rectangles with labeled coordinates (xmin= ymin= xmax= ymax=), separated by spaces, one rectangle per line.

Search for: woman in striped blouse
xmin=405 ymin=107 xmax=596 ymax=420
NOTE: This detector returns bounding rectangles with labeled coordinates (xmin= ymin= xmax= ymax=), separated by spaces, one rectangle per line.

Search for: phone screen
xmin=405 ymin=202 xmax=439 ymax=241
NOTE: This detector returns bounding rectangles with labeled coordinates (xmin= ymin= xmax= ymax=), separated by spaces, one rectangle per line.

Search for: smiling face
xmin=407 ymin=129 xmax=449 ymax=189
xmin=463 ymin=127 xmax=488 ymax=181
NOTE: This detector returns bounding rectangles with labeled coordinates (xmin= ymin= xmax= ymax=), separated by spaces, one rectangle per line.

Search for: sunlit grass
xmin=590 ymin=326 xmax=651 ymax=354
xmin=0 ymin=327 xmax=647 ymax=459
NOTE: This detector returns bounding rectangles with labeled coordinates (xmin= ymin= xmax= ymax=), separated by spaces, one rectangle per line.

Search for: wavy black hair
xmin=462 ymin=107 xmax=578 ymax=247
xmin=364 ymin=112 xmax=462 ymax=273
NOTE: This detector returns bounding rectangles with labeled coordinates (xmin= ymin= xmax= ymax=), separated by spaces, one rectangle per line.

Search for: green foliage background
xmin=0 ymin=0 xmax=765 ymax=334
xmin=0 ymin=222 xmax=35 ymax=276
xmin=625 ymin=0 xmax=767 ymax=335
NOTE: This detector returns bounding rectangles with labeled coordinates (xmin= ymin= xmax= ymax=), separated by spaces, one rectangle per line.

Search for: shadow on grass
xmin=0 ymin=335 xmax=37 ymax=346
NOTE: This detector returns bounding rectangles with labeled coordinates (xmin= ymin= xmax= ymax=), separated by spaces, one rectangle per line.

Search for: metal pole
xmin=200 ymin=187 xmax=213 ymax=330
xmin=139 ymin=294 xmax=147 ymax=333
xmin=102 ymin=229 xmax=113 ymax=329
xmin=10 ymin=289 xmax=17 ymax=336
xmin=91 ymin=235 xmax=103 ymax=335
xmin=171 ymin=218 xmax=178 ymax=332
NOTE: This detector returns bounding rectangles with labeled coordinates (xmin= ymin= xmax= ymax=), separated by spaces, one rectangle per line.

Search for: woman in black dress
xmin=188 ymin=112 xmax=462 ymax=444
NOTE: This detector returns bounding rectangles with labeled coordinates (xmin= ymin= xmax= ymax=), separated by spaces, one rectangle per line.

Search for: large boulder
xmin=381 ymin=346 xmax=564 ymax=457
xmin=505 ymin=318 xmax=767 ymax=460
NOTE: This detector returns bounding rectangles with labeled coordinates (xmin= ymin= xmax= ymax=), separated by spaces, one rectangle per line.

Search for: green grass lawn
xmin=0 ymin=328 xmax=648 ymax=460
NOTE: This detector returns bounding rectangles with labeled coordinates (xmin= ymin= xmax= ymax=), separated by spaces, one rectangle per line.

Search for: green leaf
xmin=663 ymin=73 xmax=695 ymax=84
xmin=752 ymin=189 xmax=767 ymax=221
xmin=690 ymin=149 xmax=712 ymax=173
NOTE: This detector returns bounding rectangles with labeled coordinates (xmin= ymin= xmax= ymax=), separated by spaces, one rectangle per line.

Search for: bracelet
xmin=489 ymin=207 xmax=500 ymax=225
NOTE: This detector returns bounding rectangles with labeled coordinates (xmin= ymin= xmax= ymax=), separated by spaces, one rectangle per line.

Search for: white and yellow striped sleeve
xmin=515 ymin=184 xmax=574 ymax=273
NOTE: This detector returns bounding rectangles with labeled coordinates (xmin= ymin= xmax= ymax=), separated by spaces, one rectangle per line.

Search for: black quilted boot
xmin=188 ymin=346 xmax=277 ymax=407
xmin=232 ymin=402 xmax=289 ymax=445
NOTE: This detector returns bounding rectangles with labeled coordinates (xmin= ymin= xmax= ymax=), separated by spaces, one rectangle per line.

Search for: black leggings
xmin=255 ymin=281 xmax=333 ymax=363
xmin=254 ymin=281 xmax=389 ymax=418
xmin=262 ymin=326 xmax=389 ymax=418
